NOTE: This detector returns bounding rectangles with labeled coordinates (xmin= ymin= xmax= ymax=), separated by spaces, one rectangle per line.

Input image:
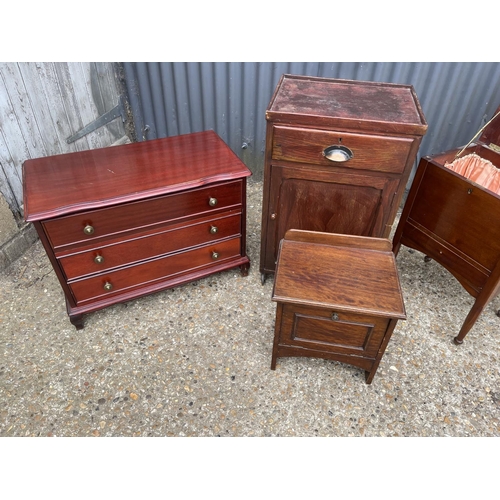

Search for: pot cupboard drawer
xmin=44 ymin=180 xmax=243 ymax=249
xmin=69 ymin=236 xmax=242 ymax=304
xmin=59 ymin=212 xmax=242 ymax=280
xmin=271 ymin=125 xmax=413 ymax=174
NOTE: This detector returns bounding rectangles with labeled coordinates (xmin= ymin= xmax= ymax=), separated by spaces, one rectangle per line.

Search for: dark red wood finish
xmin=392 ymin=108 xmax=500 ymax=344
xmin=271 ymin=230 xmax=406 ymax=384
xmin=260 ymin=74 xmax=427 ymax=283
xmin=70 ymin=237 xmax=242 ymax=304
xmin=23 ymin=130 xmax=251 ymax=221
xmin=23 ymin=131 xmax=252 ymax=328
xmin=43 ymin=181 xmax=243 ymax=250
xmin=272 ymin=126 xmax=414 ymax=173
xmin=59 ymin=212 xmax=241 ymax=280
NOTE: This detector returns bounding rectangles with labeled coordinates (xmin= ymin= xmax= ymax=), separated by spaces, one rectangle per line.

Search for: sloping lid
xmin=272 ymin=230 xmax=406 ymax=319
xmin=479 ymin=105 xmax=500 ymax=149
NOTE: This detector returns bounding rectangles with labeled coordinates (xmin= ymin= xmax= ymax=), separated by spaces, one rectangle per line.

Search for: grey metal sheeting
xmin=122 ymin=62 xmax=500 ymax=183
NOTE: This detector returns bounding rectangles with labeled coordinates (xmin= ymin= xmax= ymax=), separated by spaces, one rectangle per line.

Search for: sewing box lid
xmin=478 ymin=105 xmax=500 ymax=152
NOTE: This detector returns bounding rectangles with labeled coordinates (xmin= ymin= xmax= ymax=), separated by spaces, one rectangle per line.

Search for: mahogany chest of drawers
xmin=260 ymin=74 xmax=427 ymax=283
xmin=23 ymin=131 xmax=251 ymax=329
xmin=271 ymin=229 xmax=406 ymax=384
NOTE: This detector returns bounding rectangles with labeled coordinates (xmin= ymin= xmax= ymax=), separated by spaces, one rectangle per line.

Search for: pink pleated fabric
xmin=445 ymin=153 xmax=500 ymax=195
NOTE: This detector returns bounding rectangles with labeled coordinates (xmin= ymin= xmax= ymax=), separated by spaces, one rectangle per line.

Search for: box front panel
xmin=281 ymin=304 xmax=390 ymax=358
xmin=409 ymin=161 xmax=500 ymax=272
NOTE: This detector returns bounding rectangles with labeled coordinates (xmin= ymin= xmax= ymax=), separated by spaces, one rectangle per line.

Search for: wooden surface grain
xmin=272 ymin=229 xmax=406 ymax=319
xmin=267 ymin=74 xmax=428 ymax=135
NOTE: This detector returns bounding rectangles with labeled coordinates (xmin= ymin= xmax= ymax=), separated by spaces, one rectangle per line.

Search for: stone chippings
xmin=1 ymin=180 xmax=500 ymax=437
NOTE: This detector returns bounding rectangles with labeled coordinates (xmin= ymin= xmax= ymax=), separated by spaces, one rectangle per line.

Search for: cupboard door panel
xmin=262 ymin=165 xmax=398 ymax=271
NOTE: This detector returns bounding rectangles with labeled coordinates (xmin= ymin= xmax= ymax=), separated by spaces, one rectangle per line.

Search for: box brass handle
xmin=83 ymin=224 xmax=95 ymax=235
xmin=323 ymin=145 xmax=353 ymax=162
xmin=212 ymin=251 xmax=219 ymax=260
xmin=94 ymin=255 xmax=104 ymax=264
xmin=103 ymin=281 xmax=113 ymax=291
xmin=210 ymin=225 xmax=218 ymax=234
xmin=208 ymin=197 xmax=218 ymax=207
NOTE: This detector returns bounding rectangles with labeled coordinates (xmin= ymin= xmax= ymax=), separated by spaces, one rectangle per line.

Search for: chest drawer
xmin=69 ymin=236 xmax=242 ymax=304
xmin=280 ymin=303 xmax=390 ymax=359
xmin=58 ymin=212 xmax=242 ymax=280
xmin=43 ymin=180 xmax=243 ymax=249
xmin=272 ymin=125 xmax=413 ymax=174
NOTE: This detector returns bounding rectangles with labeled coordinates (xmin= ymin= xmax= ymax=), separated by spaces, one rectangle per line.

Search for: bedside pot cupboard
xmin=23 ymin=130 xmax=252 ymax=329
xmin=259 ymin=74 xmax=428 ymax=283
xmin=271 ymin=229 xmax=406 ymax=384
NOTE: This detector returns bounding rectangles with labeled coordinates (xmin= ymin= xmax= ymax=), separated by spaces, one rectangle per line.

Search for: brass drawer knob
xmin=331 ymin=312 xmax=339 ymax=321
xmin=208 ymin=197 xmax=218 ymax=207
xmin=103 ymin=282 xmax=113 ymax=291
xmin=94 ymin=255 xmax=104 ymax=264
xmin=210 ymin=225 xmax=218 ymax=234
xmin=83 ymin=224 xmax=95 ymax=235
xmin=212 ymin=251 xmax=219 ymax=260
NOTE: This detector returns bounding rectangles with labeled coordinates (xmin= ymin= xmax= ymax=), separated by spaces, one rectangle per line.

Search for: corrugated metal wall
xmin=122 ymin=62 xmax=500 ymax=181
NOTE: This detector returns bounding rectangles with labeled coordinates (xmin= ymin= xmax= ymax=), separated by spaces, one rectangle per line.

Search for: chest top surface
xmin=272 ymin=230 xmax=406 ymax=319
xmin=23 ymin=130 xmax=251 ymax=222
xmin=267 ymin=74 xmax=427 ymax=135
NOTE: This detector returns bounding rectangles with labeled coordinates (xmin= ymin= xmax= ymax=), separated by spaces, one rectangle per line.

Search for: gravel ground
xmin=1 ymin=179 xmax=500 ymax=439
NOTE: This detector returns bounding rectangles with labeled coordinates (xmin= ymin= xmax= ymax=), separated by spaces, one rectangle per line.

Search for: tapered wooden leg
xmin=454 ymin=296 xmax=491 ymax=345
xmin=365 ymin=369 xmax=376 ymax=385
xmin=453 ymin=264 xmax=500 ymax=344
xmin=270 ymin=354 xmax=278 ymax=370
xmin=391 ymin=220 xmax=405 ymax=256
xmin=270 ymin=303 xmax=283 ymax=370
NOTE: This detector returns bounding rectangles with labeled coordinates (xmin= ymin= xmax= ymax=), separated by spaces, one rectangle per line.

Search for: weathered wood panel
xmin=0 ymin=62 xmax=127 ymax=215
